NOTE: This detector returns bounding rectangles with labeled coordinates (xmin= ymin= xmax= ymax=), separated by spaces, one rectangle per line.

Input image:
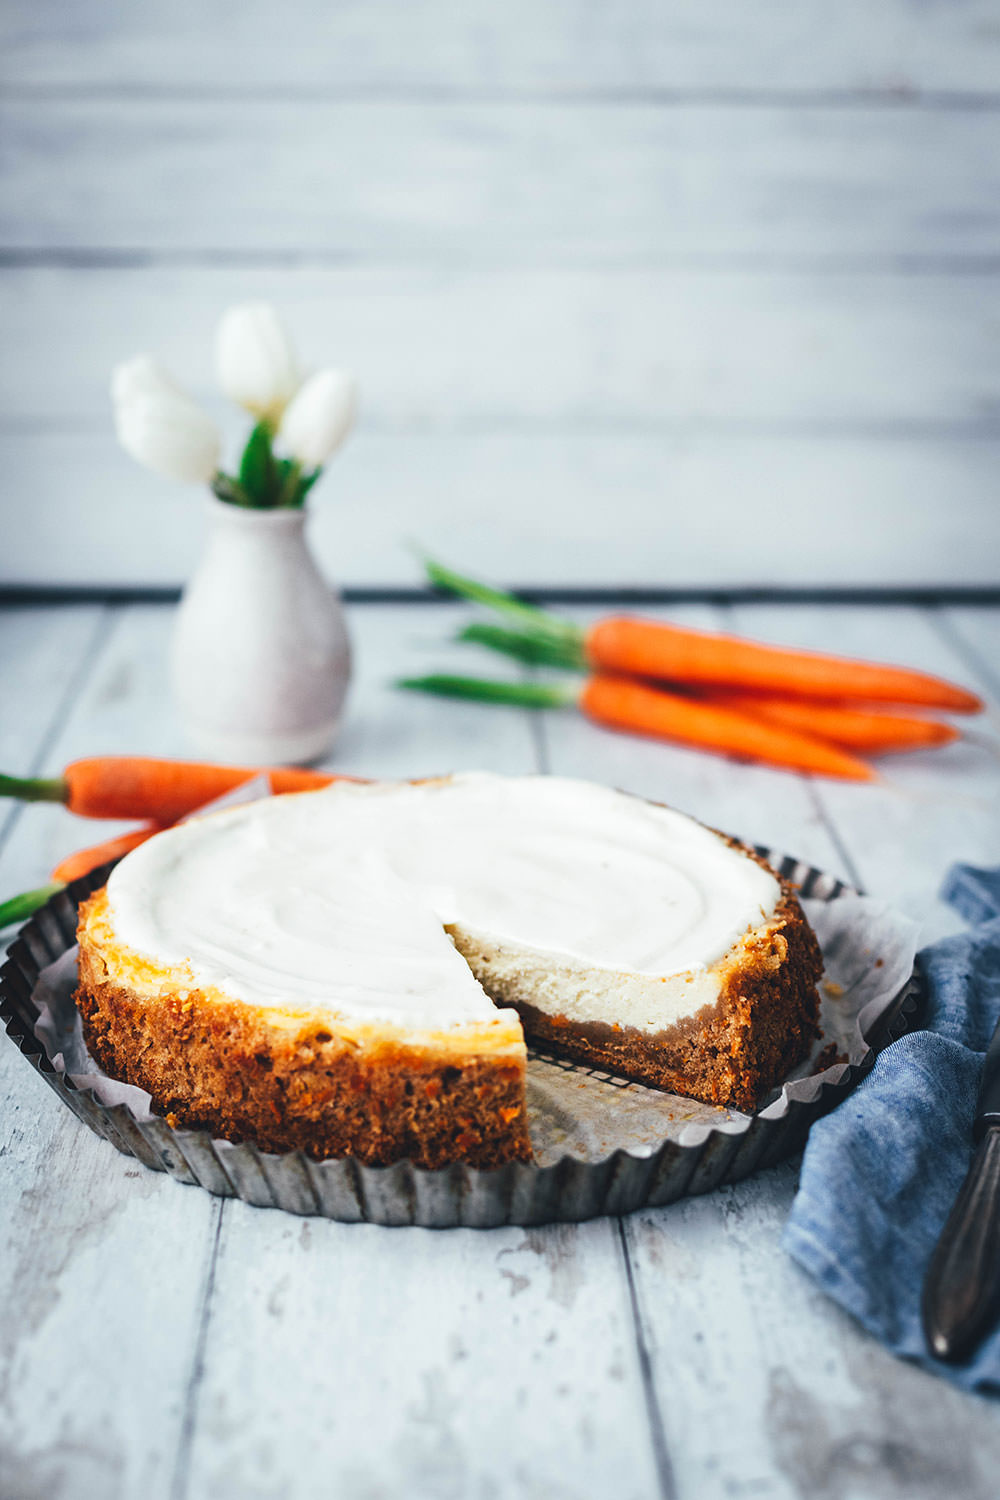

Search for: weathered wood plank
xmin=4 ymin=429 xmax=1000 ymax=590
xmin=940 ymin=606 xmax=1000 ymax=702
xmin=4 ymin=0 xmax=999 ymax=95
xmin=0 ymin=1114 xmax=222 ymax=1500
xmin=0 ymin=606 xmax=219 ymax=1500
xmin=332 ymin=603 xmax=539 ymax=779
xmin=0 ymin=1118 xmax=219 ymax=1500
xmin=178 ymin=1206 xmax=663 ymax=1500
xmin=2 ymin=100 xmax=997 ymax=261
xmin=0 ymin=605 xmax=105 ymax=835
xmin=4 ymin=265 xmax=998 ymax=434
xmin=625 ymin=1166 xmax=1000 ymax=1500
xmin=726 ymin=603 xmax=1000 ymax=941
xmin=0 ymin=606 xmax=189 ymax=899
xmin=0 ymin=603 xmax=108 ymax=1187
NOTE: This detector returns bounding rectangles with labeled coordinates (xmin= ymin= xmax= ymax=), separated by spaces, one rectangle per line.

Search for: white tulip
xmin=215 ymin=302 xmax=300 ymax=422
xmin=110 ymin=354 xmax=183 ymax=410
xmin=114 ymin=388 xmax=221 ymax=484
xmin=278 ymin=369 xmax=357 ymax=470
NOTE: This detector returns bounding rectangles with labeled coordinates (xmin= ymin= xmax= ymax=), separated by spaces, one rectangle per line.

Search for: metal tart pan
xmin=0 ymin=851 xmax=922 ymax=1227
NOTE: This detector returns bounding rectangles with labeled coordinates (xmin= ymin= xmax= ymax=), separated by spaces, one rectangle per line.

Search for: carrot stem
xmin=0 ymin=883 xmax=64 ymax=931
xmin=0 ymin=772 xmax=68 ymax=805
xmin=397 ymin=674 xmax=574 ymax=708
xmin=457 ymin=622 xmax=586 ymax=670
xmin=423 ymin=557 xmax=578 ymax=643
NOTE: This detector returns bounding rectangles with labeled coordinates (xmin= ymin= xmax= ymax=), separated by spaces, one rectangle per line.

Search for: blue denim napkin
xmin=784 ymin=864 xmax=1000 ymax=1392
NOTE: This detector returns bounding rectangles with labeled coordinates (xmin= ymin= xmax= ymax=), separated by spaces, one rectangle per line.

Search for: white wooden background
xmin=3 ymin=598 xmax=1000 ymax=1500
xmin=2 ymin=1 xmax=1000 ymax=588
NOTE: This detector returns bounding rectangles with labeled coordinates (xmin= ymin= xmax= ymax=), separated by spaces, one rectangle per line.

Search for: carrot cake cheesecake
xmin=75 ymin=773 xmax=822 ymax=1168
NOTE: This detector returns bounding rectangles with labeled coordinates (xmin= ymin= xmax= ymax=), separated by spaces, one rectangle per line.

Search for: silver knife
xmin=921 ymin=1012 xmax=1000 ymax=1363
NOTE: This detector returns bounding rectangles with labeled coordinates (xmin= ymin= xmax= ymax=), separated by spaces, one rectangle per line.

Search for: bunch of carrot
xmin=0 ymin=760 xmax=353 ymax=929
xmin=398 ymin=559 xmax=983 ymax=784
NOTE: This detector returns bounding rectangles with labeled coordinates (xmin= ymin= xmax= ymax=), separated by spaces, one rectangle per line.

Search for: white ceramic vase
xmin=170 ymin=498 xmax=351 ymax=764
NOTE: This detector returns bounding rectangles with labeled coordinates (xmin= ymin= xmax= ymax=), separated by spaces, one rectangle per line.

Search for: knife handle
xmin=974 ymin=1017 xmax=1000 ymax=1138
xmin=921 ymin=1125 xmax=1000 ymax=1363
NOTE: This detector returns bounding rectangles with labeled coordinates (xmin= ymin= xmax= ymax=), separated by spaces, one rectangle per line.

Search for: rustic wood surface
xmin=2 ymin=598 xmax=1000 ymax=1500
xmin=1 ymin=1 xmax=999 ymax=589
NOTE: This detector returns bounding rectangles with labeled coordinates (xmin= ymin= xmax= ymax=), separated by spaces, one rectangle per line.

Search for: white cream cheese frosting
xmin=105 ymin=773 xmax=780 ymax=1031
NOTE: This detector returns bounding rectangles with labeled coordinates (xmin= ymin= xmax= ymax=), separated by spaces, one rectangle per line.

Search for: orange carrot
xmin=422 ymin=559 xmax=984 ymax=714
xmin=51 ymin=825 xmax=166 ymax=883
xmin=398 ymin=671 xmax=877 ymax=781
xmin=585 ymin=618 xmax=983 ymax=713
xmin=580 ymin=675 xmax=876 ymax=781
xmin=0 ymin=759 xmax=359 ymax=823
xmin=696 ymin=692 xmax=960 ymax=755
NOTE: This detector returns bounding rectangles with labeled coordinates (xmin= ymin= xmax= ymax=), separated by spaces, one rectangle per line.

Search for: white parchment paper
xmin=32 ymin=893 xmax=918 ymax=1168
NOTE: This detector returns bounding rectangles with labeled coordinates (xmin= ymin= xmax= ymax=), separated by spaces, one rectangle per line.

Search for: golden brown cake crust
xmin=75 ymin=895 xmax=531 ymax=1169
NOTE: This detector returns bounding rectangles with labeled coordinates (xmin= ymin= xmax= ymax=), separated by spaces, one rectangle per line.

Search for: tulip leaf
xmin=239 ymin=421 xmax=278 ymax=506
xmin=211 ymin=472 xmax=254 ymax=508
xmin=274 ymin=457 xmax=300 ymax=507
xmin=295 ymin=468 xmax=322 ymax=504
xmin=271 ymin=461 xmax=321 ymax=508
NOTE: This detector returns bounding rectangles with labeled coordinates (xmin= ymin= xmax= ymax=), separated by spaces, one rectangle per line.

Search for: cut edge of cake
xmin=451 ymin=863 xmax=821 ymax=1113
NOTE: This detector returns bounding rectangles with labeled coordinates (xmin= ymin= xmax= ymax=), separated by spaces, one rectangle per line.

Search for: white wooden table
xmin=3 ymin=596 xmax=1000 ymax=1500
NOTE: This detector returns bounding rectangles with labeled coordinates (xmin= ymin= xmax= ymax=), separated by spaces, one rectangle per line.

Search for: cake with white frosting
xmin=74 ymin=774 xmax=822 ymax=1167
